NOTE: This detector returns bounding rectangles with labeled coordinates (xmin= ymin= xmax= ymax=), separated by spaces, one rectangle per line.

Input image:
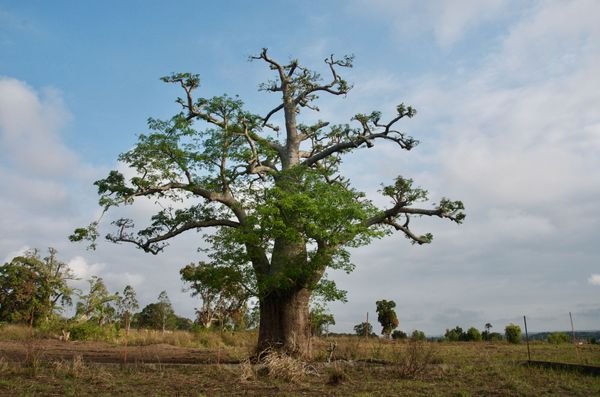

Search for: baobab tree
xmin=71 ymin=49 xmax=464 ymax=357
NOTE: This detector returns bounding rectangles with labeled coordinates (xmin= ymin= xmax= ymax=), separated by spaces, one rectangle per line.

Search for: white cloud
xmin=0 ymin=77 xmax=78 ymax=176
xmin=350 ymin=0 xmax=511 ymax=50
xmin=67 ymin=256 xmax=106 ymax=281
xmin=67 ymin=255 xmax=144 ymax=292
xmin=330 ymin=0 xmax=600 ymax=333
xmin=589 ymin=274 xmax=600 ymax=286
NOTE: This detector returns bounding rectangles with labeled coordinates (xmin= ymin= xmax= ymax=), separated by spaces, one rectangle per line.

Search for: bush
xmin=444 ymin=326 xmax=463 ymax=342
xmin=392 ymin=330 xmax=407 ymax=340
xmin=393 ymin=340 xmax=436 ymax=379
xmin=68 ymin=322 xmax=116 ymax=341
xmin=465 ymin=327 xmax=482 ymax=342
xmin=411 ymin=330 xmax=426 ymax=341
xmin=547 ymin=332 xmax=569 ymax=344
xmin=488 ymin=332 xmax=503 ymax=341
xmin=504 ymin=324 xmax=521 ymax=344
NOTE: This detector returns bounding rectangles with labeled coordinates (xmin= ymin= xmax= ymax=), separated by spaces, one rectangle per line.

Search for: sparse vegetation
xmin=0 ymin=332 xmax=598 ymax=396
xmin=548 ymin=332 xmax=570 ymax=344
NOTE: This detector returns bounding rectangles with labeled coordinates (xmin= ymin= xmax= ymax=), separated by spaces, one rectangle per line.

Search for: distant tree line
xmin=0 ymin=248 xmax=259 ymax=338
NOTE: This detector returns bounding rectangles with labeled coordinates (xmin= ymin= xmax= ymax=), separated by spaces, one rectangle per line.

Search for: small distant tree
xmin=376 ymin=300 xmax=399 ymax=338
xmin=354 ymin=322 xmax=374 ymax=337
xmin=411 ymin=330 xmax=426 ymax=341
xmin=309 ymin=304 xmax=335 ymax=337
xmin=504 ymin=323 xmax=522 ymax=344
xmin=391 ymin=330 xmax=407 ymax=340
xmin=444 ymin=326 xmax=464 ymax=342
xmin=135 ymin=302 xmax=177 ymax=331
xmin=465 ymin=327 xmax=482 ymax=342
xmin=180 ymin=260 xmax=253 ymax=330
xmin=482 ymin=323 xmax=492 ymax=341
xmin=116 ymin=285 xmax=139 ymax=336
xmin=157 ymin=291 xmax=174 ymax=333
xmin=76 ymin=276 xmax=118 ymax=325
xmin=244 ymin=303 xmax=260 ymax=330
xmin=547 ymin=332 xmax=569 ymax=344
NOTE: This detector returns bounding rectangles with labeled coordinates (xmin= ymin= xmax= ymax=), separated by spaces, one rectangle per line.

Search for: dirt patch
xmin=0 ymin=340 xmax=238 ymax=364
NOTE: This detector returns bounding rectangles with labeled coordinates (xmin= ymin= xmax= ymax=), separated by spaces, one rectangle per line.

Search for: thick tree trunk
xmin=257 ymin=287 xmax=312 ymax=358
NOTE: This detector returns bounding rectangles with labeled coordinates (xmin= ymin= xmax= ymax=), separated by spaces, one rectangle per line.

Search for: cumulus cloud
xmin=0 ymin=77 xmax=77 ymax=176
xmin=329 ymin=0 xmax=600 ymax=334
xmin=589 ymin=274 xmax=600 ymax=286
xmin=68 ymin=256 xmax=107 ymax=281
xmin=67 ymin=255 xmax=144 ymax=291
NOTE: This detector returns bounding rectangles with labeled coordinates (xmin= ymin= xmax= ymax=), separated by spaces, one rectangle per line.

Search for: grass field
xmin=0 ymin=325 xmax=599 ymax=396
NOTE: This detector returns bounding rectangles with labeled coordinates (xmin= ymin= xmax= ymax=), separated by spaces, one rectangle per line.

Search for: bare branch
xmin=302 ymin=110 xmax=418 ymax=167
xmin=108 ymin=218 xmax=241 ymax=255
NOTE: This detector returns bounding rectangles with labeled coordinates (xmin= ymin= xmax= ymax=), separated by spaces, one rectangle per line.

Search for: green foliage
xmin=375 ymin=300 xmax=399 ymax=338
xmin=309 ymin=303 xmax=335 ymax=337
xmin=444 ymin=326 xmax=464 ymax=342
xmin=465 ymin=327 xmax=482 ymax=342
xmin=0 ymin=248 xmax=76 ymax=325
xmin=391 ymin=330 xmax=407 ymax=340
xmin=547 ymin=332 xmax=570 ymax=344
xmin=504 ymin=324 xmax=522 ymax=344
xmin=72 ymin=50 xmax=465 ymax=351
xmin=68 ymin=322 xmax=116 ymax=341
xmin=116 ymin=285 xmax=139 ymax=333
xmin=410 ymin=330 xmax=426 ymax=341
xmin=354 ymin=322 xmax=374 ymax=337
xmin=134 ymin=292 xmax=177 ymax=331
xmin=75 ymin=276 xmax=118 ymax=325
xmin=180 ymin=258 xmax=252 ymax=330
xmin=445 ymin=326 xmax=482 ymax=342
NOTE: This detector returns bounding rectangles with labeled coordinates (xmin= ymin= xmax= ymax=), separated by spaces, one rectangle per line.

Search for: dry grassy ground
xmin=0 ymin=326 xmax=599 ymax=396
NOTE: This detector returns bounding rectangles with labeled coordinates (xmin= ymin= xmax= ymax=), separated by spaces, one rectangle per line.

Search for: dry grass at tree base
xmin=0 ymin=326 xmax=599 ymax=396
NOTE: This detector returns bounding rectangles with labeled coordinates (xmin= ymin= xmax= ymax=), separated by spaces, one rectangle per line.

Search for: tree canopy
xmin=376 ymin=299 xmax=399 ymax=338
xmin=71 ymin=49 xmax=465 ymax=356
xmin=0 ymin=248 xmax=76 ymax=326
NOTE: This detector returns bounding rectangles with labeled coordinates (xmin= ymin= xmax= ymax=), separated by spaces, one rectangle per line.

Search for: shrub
xmin=465 ymin=327 xmax=482 ymax=342
xmin=504 ymin=324 xmax=521 ymax=344
xmin=547 ymin=332 xmax=569 ymax=344
xmin=444 ymin=326 xmax=463 ymax=342
xmin=411 ymin=330 xmax=426 ymax=341
xmin=488 ymin=332 xmax=503 ymax=341
xmin=393 ymin=340 xmax=436 ymax=379
xmin=392 ymin=330 xmax=407 ymax=340
xmin=68 ymin=322 xmax=115 ymax=341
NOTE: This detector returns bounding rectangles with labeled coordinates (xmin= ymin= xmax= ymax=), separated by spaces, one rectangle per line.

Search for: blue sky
xmin=1 ymin=0 xmax=599 ymax=335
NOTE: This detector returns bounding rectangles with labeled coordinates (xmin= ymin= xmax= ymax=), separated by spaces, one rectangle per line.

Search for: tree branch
xmin=108 ymin=218 xmax=241 ymax=255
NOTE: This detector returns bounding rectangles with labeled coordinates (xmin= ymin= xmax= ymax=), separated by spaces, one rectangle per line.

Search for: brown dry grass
xmin=0 ymin=327 xmax=599 ymax=396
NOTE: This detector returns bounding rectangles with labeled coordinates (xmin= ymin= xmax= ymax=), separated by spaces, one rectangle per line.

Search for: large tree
xmin=71 ymin=49 xmax=464 ymax=357
xmin=0 ymin=248 xmax=76 ymax=326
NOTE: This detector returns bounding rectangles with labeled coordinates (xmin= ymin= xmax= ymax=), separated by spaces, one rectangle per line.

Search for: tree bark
xmin=257 ymin=287 xmax=312 ymax=358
